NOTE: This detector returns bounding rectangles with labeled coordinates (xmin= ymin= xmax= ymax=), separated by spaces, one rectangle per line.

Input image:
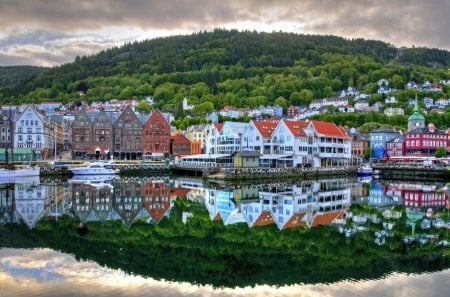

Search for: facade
xmin=14 ymin=105 xmax=58 ymax=160
xmin=206 ymin=121 xmax=247 ymax=155
xmin=0 ymin=108 xmax=13 ymax=149
xmin=170 ymin=132 xmax=191 ymax=157
xmin=385 ymin=136 xmax=405 ymax=157
xmin=308 ymin=120 xmax=351 ymax=167
xmin=246 ymin=119 xmax=279 ymax=155
xmin=71 ymin=109 xmax=93 ymax=159
xmin=113 ymin=106 xmax=143 ymax=160
xmin=350 ymin=133 xmax=369 ymax=164
xmin=369 ymin=127 xmax=401 ymax=159
xmin=143 ymin=109 xmax=171 ymax=157
xmin=404 ymin=126 xmax=448 ymax=156
xmin=186 ymin=124 xmax=208 ymax=154
xmin=92 ymin=108 xmax=114 ymax=159
xmin=232 ymin=151 xmax=260 ymax=168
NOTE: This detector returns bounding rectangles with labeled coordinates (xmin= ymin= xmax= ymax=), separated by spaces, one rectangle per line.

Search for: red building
xmin=402 ymin=185 xmax=448 ymax=208
xmin=143 ymin=109 xmax=171 ymax=157
xmin=385 ymin=135 xmax=404 ymax=157
xmin=404 ymin=124 xmax=449 ymax=156
xmin=170 ymin=131 xmax=191 ymax=157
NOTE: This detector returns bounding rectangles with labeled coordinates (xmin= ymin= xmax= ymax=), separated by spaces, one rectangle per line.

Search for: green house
xmin=0 ymin=148 xmax=35 ymax=163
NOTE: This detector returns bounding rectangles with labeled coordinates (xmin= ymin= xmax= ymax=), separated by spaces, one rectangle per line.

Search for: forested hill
xmin=0 ymin=66 xmax=45 ymax=88
xmin=1 ymin=29 xmax=450 ymax=106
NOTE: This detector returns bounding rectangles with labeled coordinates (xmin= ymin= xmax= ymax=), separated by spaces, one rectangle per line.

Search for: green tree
xmin=435 ymin=147 xmax=447 ymax=158
xmin=136 ymin=100 xmax=153 ymax=114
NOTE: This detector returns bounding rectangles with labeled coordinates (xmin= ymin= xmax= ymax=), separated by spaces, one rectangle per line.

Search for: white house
xmin=354 ymin=100 xmax=369 ymax=111
xmin=14 ymin=105 xmax=58 ymax=160
xmin=384 ymin=107 xmax=404 ymax=116
xmin=205 ymin=121 xmax=247 ymax=154
xmin=245 ymin=119 xmax=279 ymax=154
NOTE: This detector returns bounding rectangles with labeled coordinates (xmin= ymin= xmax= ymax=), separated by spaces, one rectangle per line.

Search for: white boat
xmin=69 ymin=175 xmax=116 ymax=189
xmin=0 ymin=166 xmax=40 ymax=182
xmin=69 ymin=161 xmax=120 ymax=175
xmin=357 ymin=164 xmax=372 ymax=177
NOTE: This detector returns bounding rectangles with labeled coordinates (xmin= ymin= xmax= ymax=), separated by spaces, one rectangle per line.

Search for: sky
xmin=0 ymin=0 xmax=449 ymax=67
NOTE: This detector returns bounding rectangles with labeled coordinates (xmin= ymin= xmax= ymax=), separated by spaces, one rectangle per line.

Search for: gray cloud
xmin=0 ymin=0 xmax=449 ymax=66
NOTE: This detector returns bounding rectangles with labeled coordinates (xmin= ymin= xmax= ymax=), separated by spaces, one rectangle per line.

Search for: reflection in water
xmin=0 ymin=176 xmax=449 ymax=230
xmin=1 ymin=248 xmax=449 ymax=297
xmin=1 ymin=176 xmax=450 ymax=294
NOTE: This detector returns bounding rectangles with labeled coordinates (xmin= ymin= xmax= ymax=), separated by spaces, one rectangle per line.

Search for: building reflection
xmin=0 ymin=176 xmax=448 ymax=229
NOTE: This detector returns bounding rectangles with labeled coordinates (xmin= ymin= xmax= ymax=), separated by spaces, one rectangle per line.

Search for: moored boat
xmin=357 ymin=164 xmax=372 ymax=177
xmin=69 ymin=161 xmax=119 ymax=175
xmin=0 ymin=166 xmax=40 ymax=182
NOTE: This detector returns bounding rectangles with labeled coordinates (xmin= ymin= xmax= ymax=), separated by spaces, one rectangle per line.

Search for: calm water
xmin=1 ymin=175 xmax=449 ymax=296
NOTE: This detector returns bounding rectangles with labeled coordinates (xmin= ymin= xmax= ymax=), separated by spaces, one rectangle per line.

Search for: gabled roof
xmin=280 ymin=213 xmax=307 ymax=230
xmin=310 ymin=120 xmax=350 ymax=138
xmin=283 ymin=119 xmax=308 ymax=137
xmin=311 ymin=210 xmax=345 ymax=227
xmin=214 ymin=123 xmax=224 ymax=132
xmin=252 ymin=210 xmax=275 ymax=227
xmin=253 ymin=120 xmax=279 ymax=137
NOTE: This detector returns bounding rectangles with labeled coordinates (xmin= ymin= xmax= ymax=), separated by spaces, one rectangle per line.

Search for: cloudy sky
xmin=0 ymin=0 xmax=449 ymax=67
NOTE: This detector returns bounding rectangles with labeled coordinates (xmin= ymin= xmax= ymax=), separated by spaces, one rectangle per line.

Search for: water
xmin=1 ymin=248 xmax=449 ymax=297
xmin=1 ymin=175 xmax=449 ymax=296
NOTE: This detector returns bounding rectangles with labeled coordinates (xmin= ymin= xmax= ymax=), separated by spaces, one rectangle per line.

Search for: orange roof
xmin=252 ymin=211 xmax=275 ymax=227
xmin=253 ymin=120 xmax=279 ymax=137
xmin=213 ymin=212 xmax=222 ymax=221
xmin=311 ymin=210 xmax=345 ymax=227
xmin=310 ymin=120 xmax=350 ymax=138
xmin=281 ymin=213 xmax=307 ymax=230
xmin=284 ymin=119 xmax=308 ymax=137
xmin=214 ymin=123 xmax=224 ymax=132
xmin=170 ymin=188 xmax=190 ymax=198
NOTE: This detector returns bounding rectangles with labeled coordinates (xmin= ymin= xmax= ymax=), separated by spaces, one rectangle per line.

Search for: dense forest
xmin=0 ymin=29 xmax=449 ymax=129
xmin=0 ymin=65 xmax=45 ymax=88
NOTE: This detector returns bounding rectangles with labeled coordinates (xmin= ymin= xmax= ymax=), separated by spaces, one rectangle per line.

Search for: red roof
xmin=283 ymin=119 xmax=308 ymax=137
xmin=311 ymin=210 xmax=345 ymax=227
xmin=253 ymin=120 xmax=279 ymax=137
xmin=310 ymin=120 xmax=350 ymax=138
xmin=252 ymin=211 xmax=275 ymax=227
xmin=214 ymin=123 xmax=224 ymax=133
xmin=281 ymin=213 xmax=307 ymax=230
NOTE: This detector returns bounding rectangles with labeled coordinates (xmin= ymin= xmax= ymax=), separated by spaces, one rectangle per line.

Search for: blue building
xmin=369 ymin=128 xmax=401 ymax=159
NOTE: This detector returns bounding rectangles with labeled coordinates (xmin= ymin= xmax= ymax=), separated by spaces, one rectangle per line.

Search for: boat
xmin=69 ymin=161 xmax=120 ymax=175
xmin=0 ymin=166 xmax=40 ymax=182
xmin=357 ymin=164 xmax=373 ymax=177
xmin=69 ymin=175 xmax=116 ymax=189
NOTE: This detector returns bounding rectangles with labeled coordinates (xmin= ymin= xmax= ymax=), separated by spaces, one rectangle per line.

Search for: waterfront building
xmin=170 ymin=131 xmax=191 ymax=157
xmin=385 ymin=135 xmax=405 ymax=157
xmin=350 ymin=133 xmax=369 ymax=164
xmin=0 ymin=107 xmax=13 ymax=149
xmin=113 ymin=106 xmax=143 ymax=160
xmin=71 ymin=109 xmax=93 ymax=159
xmin=246 ymin=119 xmax=279 ymax=155
xmin=186 ymin=124 xmax=208 ymax=154
xmin=369 ymin=127 xmax=401 ymax=159
xmin=143 ymin=109 xmax=171 ymax=158
xmin=92 ymin=108 xmax=114 ymax=159
xmin=206 ymin=121 xmax=247 ymax=155
xmin=14 ymin=105 xmax=60 ymax=160
xmin=404 ymin=123 xmax=448 ymax=156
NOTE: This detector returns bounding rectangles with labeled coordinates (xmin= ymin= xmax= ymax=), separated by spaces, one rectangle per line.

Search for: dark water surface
xmin=1 ymin=176 xmax=449 ymax=296
xmin=1 ymin=248 xmax=449 ymax=297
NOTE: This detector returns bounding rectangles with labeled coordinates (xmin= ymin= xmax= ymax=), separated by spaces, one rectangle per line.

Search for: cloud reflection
xmin=0 ymin=248 xmax=449 ymax=297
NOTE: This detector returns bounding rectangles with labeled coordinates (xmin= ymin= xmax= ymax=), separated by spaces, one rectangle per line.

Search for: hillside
xmin=0 ymin=30 xmax=449 ymax=114
xmin=0 ymin=65 xmax=45 ymax=88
